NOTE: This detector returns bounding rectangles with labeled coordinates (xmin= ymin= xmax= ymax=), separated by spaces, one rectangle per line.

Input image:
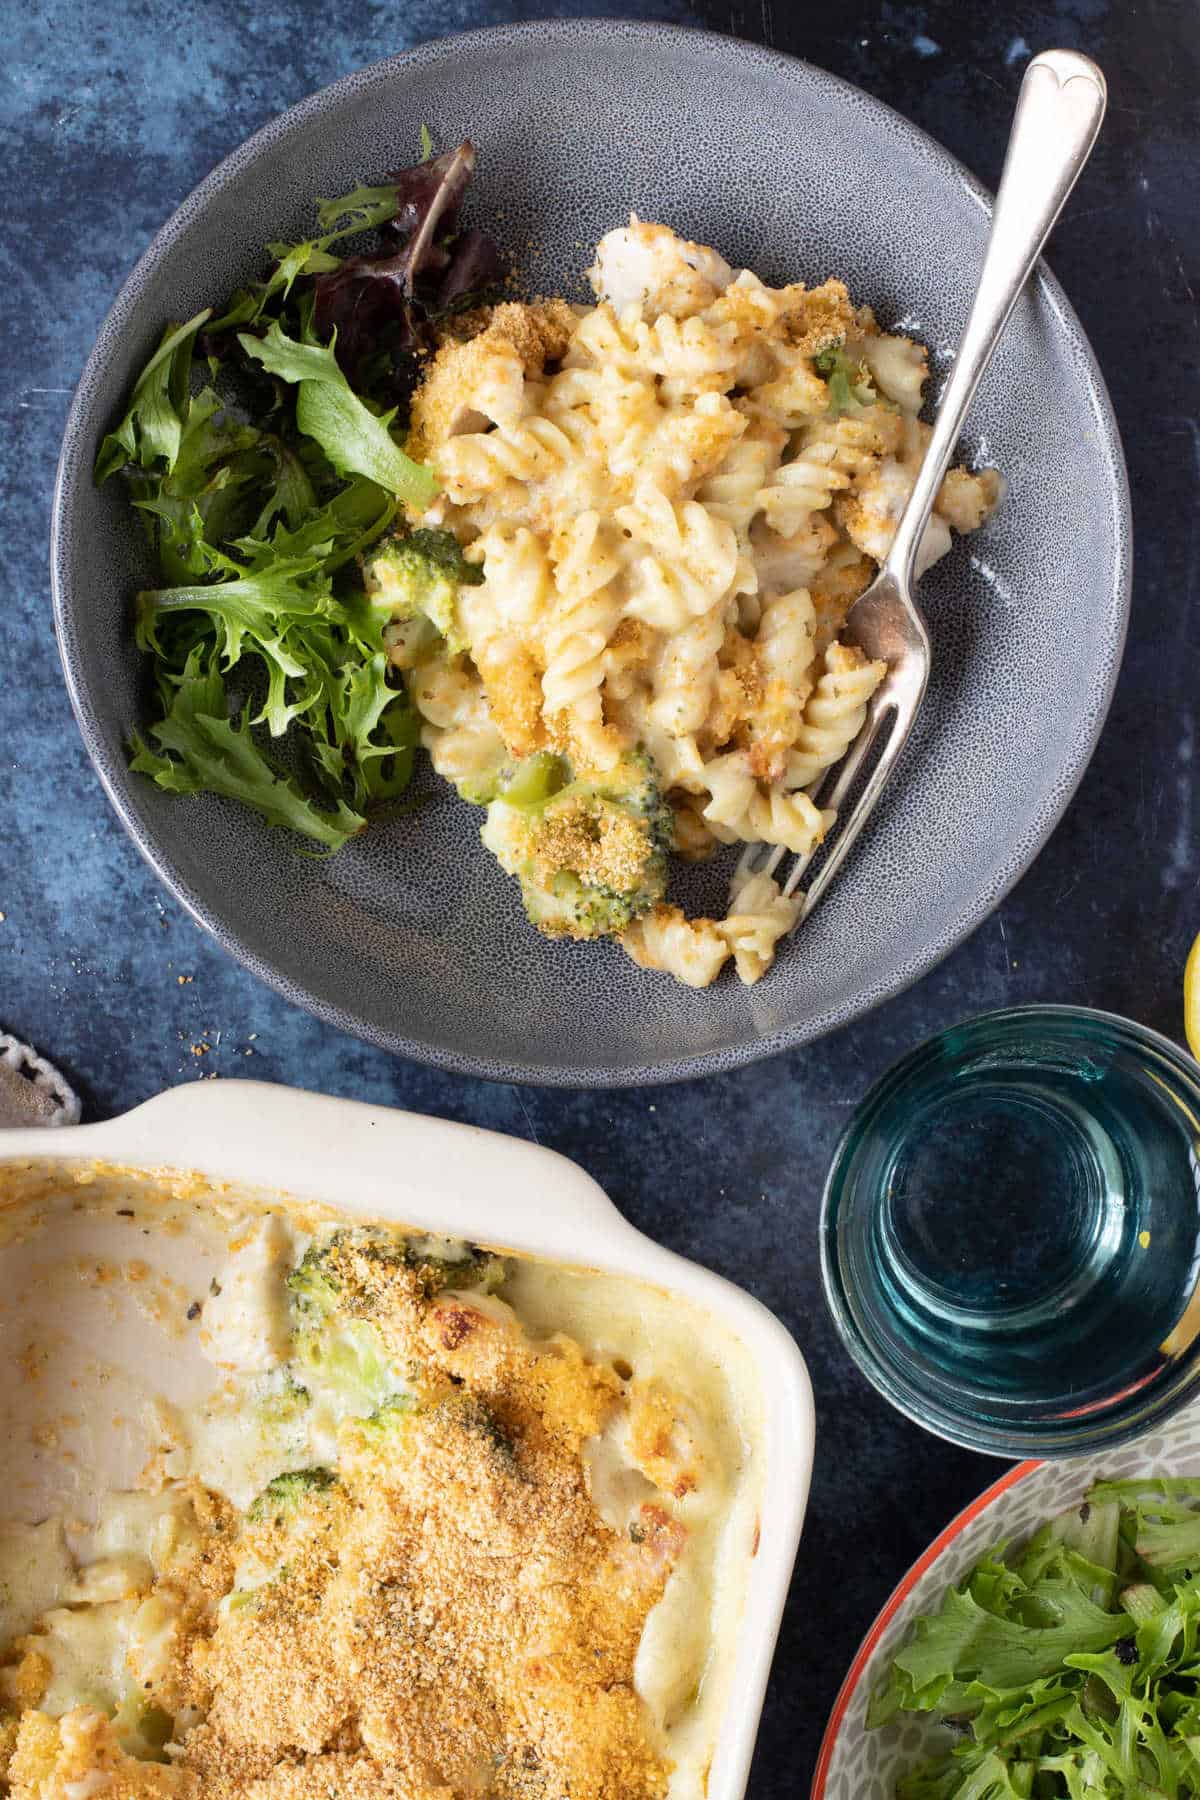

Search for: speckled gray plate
xmin=51 ymin=21 xmax=1131 ymax=1087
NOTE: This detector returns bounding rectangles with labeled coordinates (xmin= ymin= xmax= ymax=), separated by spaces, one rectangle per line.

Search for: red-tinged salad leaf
xmin=381 ymin=140 xmax=476 ymax=250
xmin=436 ymin=228 xmax=504 ymax=308
xmin=207 ymin=185 xmax=406 ymax=334
xmin=312 ymin=140 xmax=505 ymax=382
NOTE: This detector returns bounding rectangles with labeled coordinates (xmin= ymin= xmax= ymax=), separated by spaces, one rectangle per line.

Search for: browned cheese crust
xmin=408 ymin=300 xmax=579 ymax=462
xmin=4 ymin=1238 xmax=684 ymax=1800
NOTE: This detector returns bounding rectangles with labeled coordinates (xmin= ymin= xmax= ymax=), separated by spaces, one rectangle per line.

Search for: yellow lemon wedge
xmin=1186 ymin=929 xmax=1200 ymax=1060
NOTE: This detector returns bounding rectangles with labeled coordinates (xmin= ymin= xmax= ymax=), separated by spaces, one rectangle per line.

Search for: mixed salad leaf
xmin=872 ymin=1479 xmax=1200 ymax=1798
xmin=311 ymin=141 xmax=503 ymax=381
xmin=96 ymin=139 xmax=502 ymax=851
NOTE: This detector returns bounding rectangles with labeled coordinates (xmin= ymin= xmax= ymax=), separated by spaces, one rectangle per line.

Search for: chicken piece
xmin=588 ymin=217 xmax=733 ymax=318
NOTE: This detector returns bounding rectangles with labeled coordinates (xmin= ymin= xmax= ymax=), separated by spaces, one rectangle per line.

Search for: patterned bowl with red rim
xmin=812 ymin=1404 xmax=1200 ymax=1798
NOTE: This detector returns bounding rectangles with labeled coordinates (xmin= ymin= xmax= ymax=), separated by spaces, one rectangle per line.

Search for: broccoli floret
xmin=248 ymin=1467 xmax=338 ymax=1526
xmin=256 ymin=1370 xmax=311 ymax=1430
xmin=285 ymin=1229 xmax=507 ymax=1413
xmin=453 ymin=746 xmax=559 ymax=813
xmin=496 ymin=751 xmax=570 ymax=810
xmin=455 ymin=763 xmax=514 ymax=807
xmin=286 ymin=1241 xmax=341 ymax=1319
xmin=482 ymin=750 xmax=670 ymax=941
xmin=348 ymin=1394 xmax=517 ymax=1478
xmin=813 ymin=344 xmax=877 ymax=416
xmin=400 ymin=1238 xmax=509 ymax=1301
xmin=442 ymin=1393 xmax=520 ymax=1473
xmin=293 ymin=1312 xmax=396 ymax=1411
xmin=350 ymin=1395 xmax=417 ymax=1449
xmin=287 ymin=1233 xmax=396 ymax=1409
xmin=364 ymin=526 xmax=482 ymax=655
xmin=291 ymin=1227 xmax=508 ymax=1313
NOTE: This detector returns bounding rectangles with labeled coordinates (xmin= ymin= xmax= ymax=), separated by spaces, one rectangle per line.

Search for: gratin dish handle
xmin=885 ymin=49 xmax=1107 ymax=587
xmin=0 ymin=1080 xmax=634 ymax=1261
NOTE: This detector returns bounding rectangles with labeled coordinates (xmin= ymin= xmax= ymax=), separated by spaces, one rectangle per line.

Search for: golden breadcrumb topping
xmin=2 ymin=1243 xmax=687 ymax=1800
xmin=409 ymin=300 xmax=579 ymax=460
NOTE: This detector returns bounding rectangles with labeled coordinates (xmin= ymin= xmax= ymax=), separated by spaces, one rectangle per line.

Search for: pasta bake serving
xmin=100 ymin=141 xmax=1002 ymax=990
xmin=0 ymin=1164 xmax=762 ymax=1800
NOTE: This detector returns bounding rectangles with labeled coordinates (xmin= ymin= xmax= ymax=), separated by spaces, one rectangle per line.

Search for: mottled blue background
xmin=2 ymin=0 xmax=1198 ymax=1791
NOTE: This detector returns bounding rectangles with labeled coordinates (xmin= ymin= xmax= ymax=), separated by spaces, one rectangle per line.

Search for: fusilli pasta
xmin=373 ymin=216 xmax=1004 ymax=986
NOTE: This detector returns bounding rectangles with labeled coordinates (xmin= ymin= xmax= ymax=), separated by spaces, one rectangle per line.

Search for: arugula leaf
xmin=95 ymin=310 xmax=212 ymax=480
xmin=873 ymin=1484 xmax=1200 ymax=1800
xmin=328 ymin=650 xmax=419 ymax=808
xmin=128 ymin=388 xmax=268 ymax=581
xmin=246 ymin=439 xmax=319 ymax=540
xmin=313 ymin=184 xmax=402 ymax=237
xmin=95 ymin=148 xmax=495 ymax=850
xmin=209 ymin=183 xmax=404 ymax=331
xmin=235 ymin=477 xmax=397 ymax=577
xmin=891 ymin=1582 xmax=1131 ymax=1701
xmin=131 ymin=652 xmax=365 ymax=852
xmin=237 ymin=324 xmax=435 ymax=505
xmin=138 ymin=547 xmax=333 ymax=634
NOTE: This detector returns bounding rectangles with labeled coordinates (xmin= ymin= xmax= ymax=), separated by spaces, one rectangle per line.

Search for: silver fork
xmin=736 ymin=49 xmax=1107 ymax=919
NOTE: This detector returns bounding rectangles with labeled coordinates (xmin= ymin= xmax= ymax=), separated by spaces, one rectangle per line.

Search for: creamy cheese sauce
xmin=0 ymin=1161 xmax=763 ymax=1797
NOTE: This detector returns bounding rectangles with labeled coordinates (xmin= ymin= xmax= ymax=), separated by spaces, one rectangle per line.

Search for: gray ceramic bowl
xmin=51 ymin=21 xmax=1131 ymax=1086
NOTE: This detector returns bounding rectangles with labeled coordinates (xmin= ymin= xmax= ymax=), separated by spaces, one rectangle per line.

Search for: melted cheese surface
xmin=0 ymin=1163 xmax=762 ymax=1800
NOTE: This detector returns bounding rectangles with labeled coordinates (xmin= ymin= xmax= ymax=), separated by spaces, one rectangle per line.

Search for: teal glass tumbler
xmin=821 ymin=1005 xmax=1200 ymax=1457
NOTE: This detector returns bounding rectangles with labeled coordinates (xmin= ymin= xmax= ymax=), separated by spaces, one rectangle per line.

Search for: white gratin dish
xmin=0 ymin=1079 xmax=813 ymax=1800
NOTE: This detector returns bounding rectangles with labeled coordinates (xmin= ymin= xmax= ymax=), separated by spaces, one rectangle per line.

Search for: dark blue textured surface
xmin=2 ymin=1 xmax=1198 ymax=1792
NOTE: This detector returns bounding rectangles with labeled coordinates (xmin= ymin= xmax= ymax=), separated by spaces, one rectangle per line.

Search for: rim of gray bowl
xmin=49 ymin=19 xmax=1133 ymax=1088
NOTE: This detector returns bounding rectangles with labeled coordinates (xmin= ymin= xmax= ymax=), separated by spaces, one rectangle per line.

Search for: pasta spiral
xmin=621 ymin=905 xmax=731 ymax=988
xmin=858 ymin=330 xmax=928 ymax=412
xmin=567 ymin=302 xmax=739 ymax=392
xmin=461 ymin=526 xmax=554 ymax=635
xmin=719 ymin=871 xmax=801 ymax=984
xmin=695 ymin=433 xmax=780 ymax=539
xmin=407 ymin=659 xmax=484 ymax=735
xmin=708 ymin=784 xmax=833 ymax=856
xmin=437 ymin=415 xmax=585 ymax=505
xmin=756 ymin=587 xmax=817 ymax=696
xmin=757 ymin=448 xmax=850 ymax=538
xmin=617 ymin=484 xmax=744 ymax=632
xmin=542 ymin=511 xmax=624 ymax=768
xmin=697 ymin=753 xmax=757 ymax=831
xmin=648 ymin=600 xmax=729 ymax=741
xmin=783 ymin=642 xmax=887 ymax=790
xmin=382 ymin=217 xmax=1004 ymax=987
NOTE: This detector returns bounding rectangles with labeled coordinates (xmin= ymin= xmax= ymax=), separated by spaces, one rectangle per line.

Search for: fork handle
xmin=884 ymin=50 xmax=1107 ymax=587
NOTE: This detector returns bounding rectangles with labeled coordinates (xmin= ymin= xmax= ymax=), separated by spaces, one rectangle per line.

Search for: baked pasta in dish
xmin=370 ymin=217 xmax=1003 ymax=987
xmin=0 ymin=1167 xmax=761 ymax=1800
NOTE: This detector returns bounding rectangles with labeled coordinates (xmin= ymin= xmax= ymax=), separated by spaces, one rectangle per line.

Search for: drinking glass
xmin=821 ymin=1006 xmax=1200 ymax=1456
